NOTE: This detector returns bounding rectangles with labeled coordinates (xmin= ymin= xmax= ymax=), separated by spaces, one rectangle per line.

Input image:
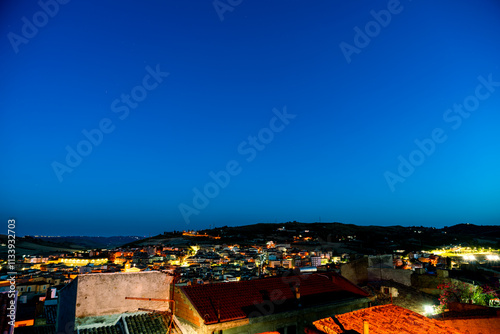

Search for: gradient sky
xmin=1 ymin=1 xmax=500 ymax=236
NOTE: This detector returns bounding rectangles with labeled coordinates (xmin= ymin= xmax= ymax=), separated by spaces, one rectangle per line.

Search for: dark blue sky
xmin=1 ymin=1 xmax=499 ymax=236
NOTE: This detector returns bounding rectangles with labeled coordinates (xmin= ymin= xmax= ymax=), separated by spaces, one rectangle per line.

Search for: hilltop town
xmin=1 ymin=222 xmax=500 ymax=332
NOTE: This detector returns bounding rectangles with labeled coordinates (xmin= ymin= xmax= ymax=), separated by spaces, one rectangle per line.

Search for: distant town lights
xmin=486 ymin=255 xmax=499 ymax=261
xmin=463 ymin=254 xmax=476 ymax=261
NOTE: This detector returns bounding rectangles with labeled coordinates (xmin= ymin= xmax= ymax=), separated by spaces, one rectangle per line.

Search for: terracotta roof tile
xmin=313 ymin=304 xmax=466 ymax=334
xmin=181 ymin=272 xmax=369 ymax=325
xmin=124 ymin=313 xmax=168 ymax=334
xmin=441 ymin=317 xmax=500 ymax=334
xmin=44 ymin=304 xmax=57 ymax=324
xmin=79 ymin=324 xmax=123 ymax=334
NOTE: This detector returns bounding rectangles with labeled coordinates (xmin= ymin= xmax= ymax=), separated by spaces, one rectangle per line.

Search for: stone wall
xmin=410 ymin=272 xmax=451 ymax=296
xmin=340 ymin=257 xmax=369 ymax=285
xmin=367 ymin=268 xmax=412 ymax=286
xmin=74 ymin=271 xmax=171 ymax=318
xmin=173 ymin=286 xmax=202 ymax=329
xmin=368 ymin=255 xmax=393 ymax=268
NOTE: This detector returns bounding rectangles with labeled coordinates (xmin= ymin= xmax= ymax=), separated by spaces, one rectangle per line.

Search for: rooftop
xmin=313 ymin=304 xmax=465 ymax=334
xmin=181 ymin=272 xmax=369 ymax=325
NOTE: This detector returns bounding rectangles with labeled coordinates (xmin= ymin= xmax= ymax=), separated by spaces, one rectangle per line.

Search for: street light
xmin=424 ymin=305 xmax=436 ymax=316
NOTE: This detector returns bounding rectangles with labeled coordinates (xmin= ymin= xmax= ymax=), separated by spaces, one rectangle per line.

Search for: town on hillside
xmin=1 ymin=222 xmax=500 ymax=333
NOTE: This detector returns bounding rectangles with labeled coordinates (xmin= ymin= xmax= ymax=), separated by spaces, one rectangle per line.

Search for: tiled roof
xmin=79 ymin=325 xmax=123 ymax=334
xmin=313 ymin=304 xmax=466 ymax=334
xmin=125 ymin=313 xmax=168 ymax=334
xmin=441 ymin=317 xmax=500 ymax=334
xmin=78 ymin=312 xmax=180 ymax=334
xmin=182 ymin=272 xmax=369 ymax=325
xmin=44 ymin=304 xmax=57 ymax=324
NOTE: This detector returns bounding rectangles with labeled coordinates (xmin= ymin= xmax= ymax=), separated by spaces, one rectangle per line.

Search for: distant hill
xmin=123 ymin=221 xmax=500 ymax=254
xmin=5 ymin=223 xmax=498 ymax=257
xmin=443 ymin=223 xmax=500 ymax=238
xmin=0 ymin=234 xmax=85 ymax=258
xmin=35 ymin=236 xmax=145 ymax=249
xmin=0 ymin=235 xmax=144 ymax=258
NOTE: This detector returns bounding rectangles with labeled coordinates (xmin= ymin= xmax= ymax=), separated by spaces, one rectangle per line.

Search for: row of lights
xmin=462 ymin=254 xmax=499 ymax=261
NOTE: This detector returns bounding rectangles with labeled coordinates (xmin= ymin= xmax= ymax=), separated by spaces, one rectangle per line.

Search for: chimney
xmin=363 ymin=320 xmax=369 ymax=334
xmin=217 ymin=298 xmax=221 ymax=323
xmin=294 ymin=284 xmax=301 ymax=307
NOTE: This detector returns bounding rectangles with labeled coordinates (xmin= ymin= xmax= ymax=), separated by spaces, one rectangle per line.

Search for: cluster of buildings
xmin=2 ymin=242 xmax=350 ymax=288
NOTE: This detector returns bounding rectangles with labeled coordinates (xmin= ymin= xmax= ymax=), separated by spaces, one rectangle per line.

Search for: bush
xmin=437 ymin=281 xmax=499 ymax=311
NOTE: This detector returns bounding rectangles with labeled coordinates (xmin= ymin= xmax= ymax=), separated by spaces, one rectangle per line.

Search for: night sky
xmin=1 ymin=1 xmax=500 ymax=236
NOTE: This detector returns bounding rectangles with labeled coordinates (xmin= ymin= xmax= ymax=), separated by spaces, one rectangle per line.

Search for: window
xmin=27 ymin=286 xmax=31 ymax=292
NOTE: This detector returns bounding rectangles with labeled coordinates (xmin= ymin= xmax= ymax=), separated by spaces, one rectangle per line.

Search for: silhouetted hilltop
xmin=124 ymin=221 xmax=500 ymax=254
xmin=443 ymin=223 xmax=500 ymax=238
xmin=35 ymin=236 xmax=145 ymax=249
